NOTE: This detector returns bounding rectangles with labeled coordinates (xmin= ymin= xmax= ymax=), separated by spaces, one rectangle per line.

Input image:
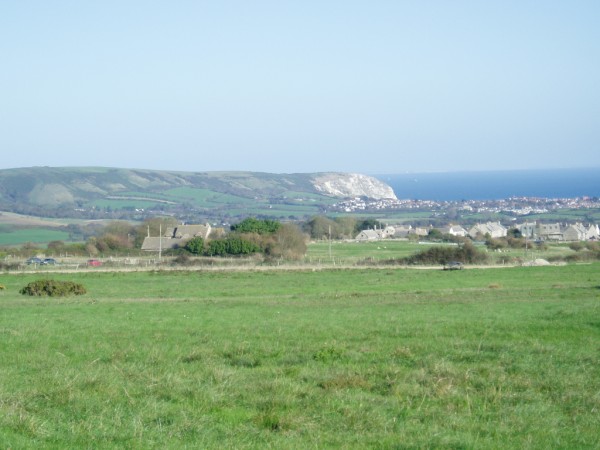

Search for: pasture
xmin=0 ymin=226 xmax=71 ymax=247
xmin=305 ymin=239 xmax=576 ymax=266
xmin=0 ymin=264 xmax=599 ymax=448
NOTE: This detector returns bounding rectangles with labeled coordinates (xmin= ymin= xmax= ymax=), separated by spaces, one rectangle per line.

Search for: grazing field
xmin=305 ymin=239 xmax=576 ymax=266
xmin=0 ymin=227 xmax=71 ymax=246
xmin=0 ymin=264 xmax=599 ymax=448
xmin=306 ymin=239 xmax=427 ymax=264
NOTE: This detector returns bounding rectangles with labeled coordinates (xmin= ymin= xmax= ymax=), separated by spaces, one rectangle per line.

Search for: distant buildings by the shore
xmin=331 ymin=196 xmax=600 ymax=216
xmin=355 ymin=219 xmax=599 ymax=243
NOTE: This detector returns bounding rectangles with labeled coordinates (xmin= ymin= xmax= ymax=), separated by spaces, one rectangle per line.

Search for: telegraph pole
xmin=328 ymin=225 xmax=332 ymax=262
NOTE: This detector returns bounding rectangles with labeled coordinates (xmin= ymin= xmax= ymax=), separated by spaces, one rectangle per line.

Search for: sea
xmin=375 ymin=168 xmax=600 ymax=201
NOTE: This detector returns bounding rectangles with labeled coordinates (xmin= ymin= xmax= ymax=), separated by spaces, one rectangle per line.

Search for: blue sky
xmin=1 ymin=1 xmax=599 ymax=174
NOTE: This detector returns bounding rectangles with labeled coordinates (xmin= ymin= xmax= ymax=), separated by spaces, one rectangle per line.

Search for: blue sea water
xmin=375 ymin=168 xmax=600 ymax=201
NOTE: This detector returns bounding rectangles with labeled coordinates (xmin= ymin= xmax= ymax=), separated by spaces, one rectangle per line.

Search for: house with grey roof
xmin=562 ymin=223 xmax=588 ymax=241
xmin=438 ymin=224 xmax=468 ymax=237
xmin=141 ymin=223 xmax=212 ymax=252
xmin=516 ymin=221 xmax=599 ymax=241
xmin=393 ymin=225 xmax=412 ymax=238
xmin=468 ymin=222 xmax=507 ymax=239
xmin=355 ymin=229 xmax=381 ymax=242
xmin=408 ymin=226 xmax=431 ymax=237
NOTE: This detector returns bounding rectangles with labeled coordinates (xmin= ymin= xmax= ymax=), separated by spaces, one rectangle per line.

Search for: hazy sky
xmin=1 ymin=1 xmax=599 ymax=174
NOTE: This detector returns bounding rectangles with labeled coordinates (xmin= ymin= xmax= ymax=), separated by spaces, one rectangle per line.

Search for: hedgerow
xmin=403 ymin=241 xmax=489 ymax=265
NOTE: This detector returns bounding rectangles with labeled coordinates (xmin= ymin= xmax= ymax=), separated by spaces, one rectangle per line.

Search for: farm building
xmin=437 ymin=224 xmax=468 ymax=237
xmin=468 ymin=222 xmax=508 ymax=239
xmin=355 ymin=226 xmax=395 ymax=242
xmin=141 ymin=223 xmax=212 ymax=251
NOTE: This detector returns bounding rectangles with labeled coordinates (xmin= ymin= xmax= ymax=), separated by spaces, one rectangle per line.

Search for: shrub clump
xmin=403 ymin=241 xmax=489 ymax=265
xmin=20 ymin=279 xmax=87 ymax=297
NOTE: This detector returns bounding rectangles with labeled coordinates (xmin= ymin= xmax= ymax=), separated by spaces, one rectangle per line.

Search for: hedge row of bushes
xmin=364 ymin=242 xmax=490 ymax=266
xmin=19 ymin=280 xmax=87 ymax=297
xmin=403 ymin=242 xmax=489 ymax=265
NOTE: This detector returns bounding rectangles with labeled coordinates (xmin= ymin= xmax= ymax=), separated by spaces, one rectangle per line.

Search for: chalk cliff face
xmin=312 ymin=173 xmax=397 ymax=200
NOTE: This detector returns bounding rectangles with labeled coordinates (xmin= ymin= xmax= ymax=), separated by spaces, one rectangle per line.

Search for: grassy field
xmin=0 ymin=264 xmax=599 ymax=448
xmin=306 ymin=239 xmax=427 ymax=264
xmin=0 ymin=227 xmax=71 ymax=246
xmin=305 ymin=239 xmax=577 ymax=266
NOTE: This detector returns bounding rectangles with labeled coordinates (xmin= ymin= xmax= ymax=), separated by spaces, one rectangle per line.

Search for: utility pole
xmin=328 ymin=225 xmax=332 ymax=262
xmin=159 ymin=224 xmax=162 ymax=261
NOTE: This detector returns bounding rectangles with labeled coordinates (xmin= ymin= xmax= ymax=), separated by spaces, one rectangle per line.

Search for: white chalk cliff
xmin=312 ymin=173 xmax=397 ymax=200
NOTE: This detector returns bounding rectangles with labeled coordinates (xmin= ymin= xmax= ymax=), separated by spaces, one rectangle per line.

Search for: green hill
xmin=0 ymin=167 xmax=395 ymax=220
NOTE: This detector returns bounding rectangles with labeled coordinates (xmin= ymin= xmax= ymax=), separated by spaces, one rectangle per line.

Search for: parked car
xmin=87 ymin=259 xmax=102 ymax=267
xmin=443 ymin=261 xmax=464 ymax=270
xmin=41 ymin=258 xmax=58 ymax=265
xmin=26 ymin=257 xmax=43 ymax=265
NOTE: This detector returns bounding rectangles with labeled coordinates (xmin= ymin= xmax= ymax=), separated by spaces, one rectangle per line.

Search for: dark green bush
xmin=184 ymin=236 xmax=204 ymax=255
xmin=230 ymin=217 xmax=281 ymax=234
xmin=205 ymin=237 xmax=260 ymax=256
xmin=20 ymin=279 xmax=87 ymax=297
xmin=403 ymin=241 xmax=489 ymax=265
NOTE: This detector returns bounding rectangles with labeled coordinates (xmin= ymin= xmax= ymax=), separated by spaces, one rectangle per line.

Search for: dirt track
xmin=3 ymin=261 xmax=525 ymax=275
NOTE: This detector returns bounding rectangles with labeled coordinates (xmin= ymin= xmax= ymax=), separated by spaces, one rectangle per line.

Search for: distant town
xmin=330 ymin=195 xmax=600 ymax=216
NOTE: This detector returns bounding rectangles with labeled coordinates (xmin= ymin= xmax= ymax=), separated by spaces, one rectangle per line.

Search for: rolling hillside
xmin=0 ymin=167 xmax=396 ymax=220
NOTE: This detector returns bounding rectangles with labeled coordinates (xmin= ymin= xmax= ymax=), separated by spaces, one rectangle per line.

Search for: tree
xmin=265 ymin=223 xmax=307 ymax=260
xmin=334 ymin=217 xmax=357 ymax=239
xmin=355 ymin=218 xmax=383 ymax=233
xmin=231 ymin=218 xmax=281 ymax=234
xmin=507 ymin=228 xmax=522 ymax=238
xmin=185 ymin=237 xmax=204 ymax=255
xmin=486 ymin=238 xmax=508 ymax=251
xmin=427 ymin=229 xmax=443 ymax=241
xmin=47 ymin=240 xmax=66 ymax=252
xmin=304 ymin=216 xmax=337 ymax=240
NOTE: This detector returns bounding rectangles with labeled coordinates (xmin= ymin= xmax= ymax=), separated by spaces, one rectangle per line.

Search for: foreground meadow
xmin=1 ymin=264 xmax=599 ymax=448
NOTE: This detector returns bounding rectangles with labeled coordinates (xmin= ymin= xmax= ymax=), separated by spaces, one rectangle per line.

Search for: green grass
xmin=162 ymin=187 xmax=329 ymax=217
xmin=524 ymin=208 xmax=600 ymax=221
xmin=305 ymin=240 xmax=579 ymax=266
xmin=306 ymin=239 xmax=427 ymax=264
xmin=91 ymin=199 xmax=162 ymax=209
xmin=165 ymin=187 xmax=258 ymax=207
xmin=0 ymin=228 xmax=71 ymax=246
xmin=0 ymin=264 xmax=599 ymax=448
